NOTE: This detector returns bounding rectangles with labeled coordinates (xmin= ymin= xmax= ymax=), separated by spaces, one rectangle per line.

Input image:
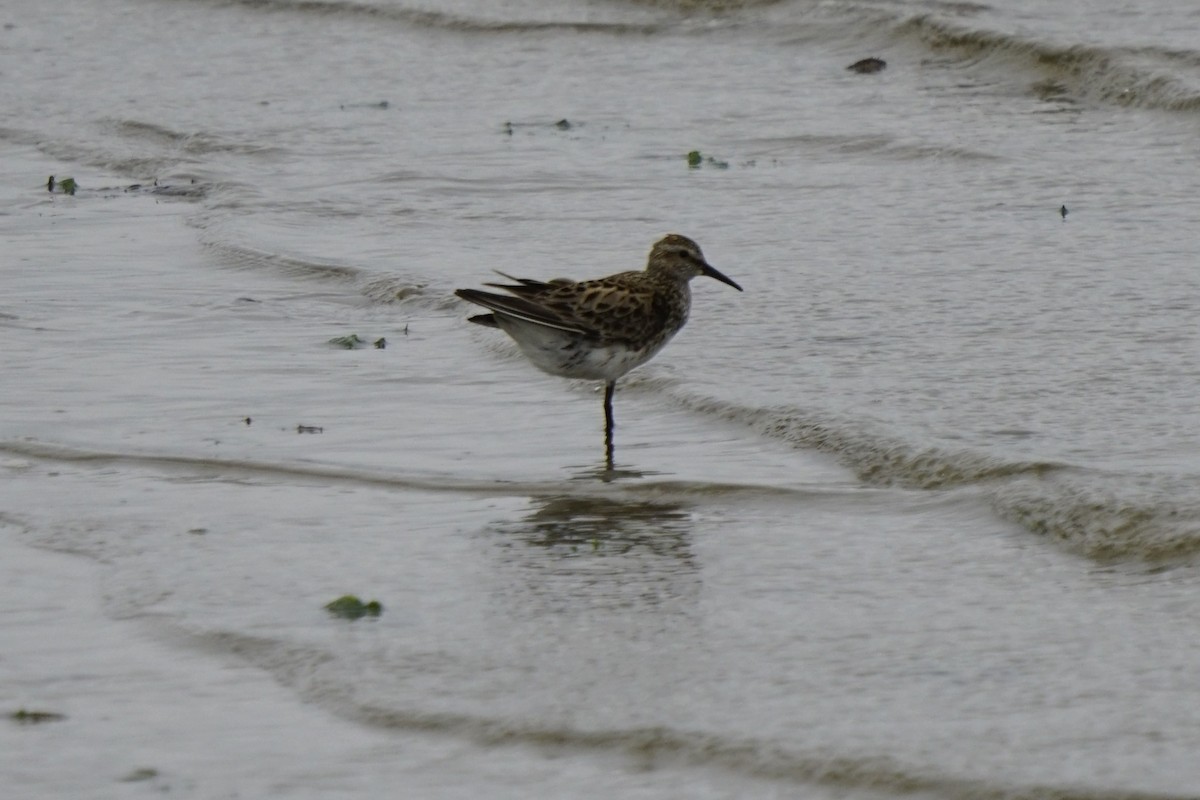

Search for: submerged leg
xmin=603 ymin=381 xmax=615 ymax=470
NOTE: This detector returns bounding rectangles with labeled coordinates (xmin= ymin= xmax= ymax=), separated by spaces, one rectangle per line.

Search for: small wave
xmin=29 ymin=138 xmax=184 ymax=183
xmin=105 ymin=118 xmax=285 ymax=158
xmin=195 ymin=227 xmax=444 ymax=305
xmin=199 ymin=235 xmax=366 ymax=281
xmin=0 ymin=125 xmax=43 ymax=147
xmin=670 ymin=395 xmax=1200 ymax=561
xmin=990 ymin=476 xmax=1200 ymax=562
xmin=891 ymin=14 xmax=1200 ymax=112
xmin=111 ymin=622 xmax=1200 ymax=800
xmin=615 ymin=0 xmax=787 ymax=11
xmin=744 ymin=132 xmax=1000 ymax=163
xmin=6 ymin=120 xmax=276 ymax=184
xmin=212 ymin=0 xmax=664 ymax=35
xmin=0 ymin=439 xmax=860 ymax=506
xmin=360 ymin=275 xmax=431 ymax=304
xmin=671 ymin=395 xmax=1062 ymax=490
xmin=107 ymin=119 xmax=190 ymax=146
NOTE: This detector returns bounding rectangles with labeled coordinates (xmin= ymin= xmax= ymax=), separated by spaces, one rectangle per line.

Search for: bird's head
xmin=648 ymin=234 xmax=743 ymax=291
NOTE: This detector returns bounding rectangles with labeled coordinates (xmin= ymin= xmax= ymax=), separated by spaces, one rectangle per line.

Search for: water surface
xmin=4 ymin=0 xmax=1200 ymax=796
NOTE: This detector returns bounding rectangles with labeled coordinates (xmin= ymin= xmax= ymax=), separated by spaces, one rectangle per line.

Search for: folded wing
xmin=454 ymin=287 xmax=587 ymax=336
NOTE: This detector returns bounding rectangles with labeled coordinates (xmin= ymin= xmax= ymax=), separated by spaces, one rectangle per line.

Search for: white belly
xmin=497 ymin=317 xmax=668 ymax=382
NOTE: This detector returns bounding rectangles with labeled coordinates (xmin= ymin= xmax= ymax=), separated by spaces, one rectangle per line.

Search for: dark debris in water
xmin=119 ymin=768 xmax=159 ymax=783
xmin=45 ymin=175 xmax=206 ymax=199
xmin=328 ymin=333 xmax=365 ymax=349
xmin=59 ymin=177 xmax=77 ymax=195
xmin=296 ymin=424 xmax=324 ymax=434
xmin=847 ymin=57 xmax=887 ymax=74
xmin=328 ymin=333 xmax=391 ymax=350
xmin=340 ymin=100 xmax=390 ymax=110
xmin=324 ymin=595 xmax=383 ymax=620
xmin=686 ymin=150 xmax=729 ymax=169
xmin=9 ymin=709 xmax=67 ymax=724
xmin=328 ymin=332 xmax=393 ymax=349
xmin=502 ymin=119 xmax=581 ymax=136
xmin=47 ymin=175 xmax=76 ymax=195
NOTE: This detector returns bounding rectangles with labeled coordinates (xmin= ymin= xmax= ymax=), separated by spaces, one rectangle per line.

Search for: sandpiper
xmin=455 ymin=234 xmax=743 ymax=467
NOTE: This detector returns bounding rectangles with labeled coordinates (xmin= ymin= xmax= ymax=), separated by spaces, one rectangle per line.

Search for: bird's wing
xmin=555 ymin=277 xmax=662 ymax=345
xmin=454 ymin=288 xmax=586 ymax=336
xmin=483 ymin=271 xmax=573 ymax=297
xmin=457 ymin=271 xmax=661 ymax=344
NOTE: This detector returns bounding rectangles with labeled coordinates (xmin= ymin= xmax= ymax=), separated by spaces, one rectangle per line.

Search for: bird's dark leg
xmin=603 ymin=381 xmax=615 ymax=470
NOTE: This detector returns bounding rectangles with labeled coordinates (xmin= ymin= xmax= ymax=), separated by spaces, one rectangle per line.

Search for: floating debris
xmin=10 ymin=709 xmax=67 ymax=724
xmin=47 ymin=176 xmax=77 ymax=195
xmin=339 ymin=100 xmax=389 ymax=110
xmin=46 ymin=175 xmax=206 ymax=199
xmin=296 ymin=424 xmax=324 ymax=434
xmin=502 ymin=119 xmax=582 ymax=136
xmin=119 ymin=768 xmax=159 ymax=783
xmin=329 ymin=332 xmax=392 ymax=349
xmin=324 ymin=595 xmax=383 ymax=620
xmin=848 ymin=57 xmax=887 ymax=74
xmin=686 ymin=150 xmax=729 ymax=169
xmin=328 ymin=333 xmax=365 ymax=349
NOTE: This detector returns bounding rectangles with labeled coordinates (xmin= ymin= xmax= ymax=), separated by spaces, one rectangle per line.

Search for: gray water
xmin=3 ymin=0 xmax=1200 ymax=797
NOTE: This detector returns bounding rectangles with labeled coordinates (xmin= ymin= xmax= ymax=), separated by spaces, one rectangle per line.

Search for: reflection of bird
xmin=455 ymin=234 xmax=743 ymax=467
xmin=522 ymin=496 xmax=693 ymax=555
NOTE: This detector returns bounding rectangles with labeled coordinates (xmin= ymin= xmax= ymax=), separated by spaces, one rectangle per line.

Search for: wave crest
xmin=673 ymin=396 xmax=1061 ymax=490
xmin=893 ymin=13 xmax=1200 ymax=112
xmin=216 ymin=0 xmax=663 ymax=34
xmin=992 ymin=477 xmax=1200 ymax=561
xmin=119 ymin=621 xmax=1200 ymax=800
xmin=673 ymin=395 xmax=1200 ymax=561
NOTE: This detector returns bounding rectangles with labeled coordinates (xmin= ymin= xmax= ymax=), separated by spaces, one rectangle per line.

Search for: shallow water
xmin=4 ymin=0 xmax=1200 ymax=797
